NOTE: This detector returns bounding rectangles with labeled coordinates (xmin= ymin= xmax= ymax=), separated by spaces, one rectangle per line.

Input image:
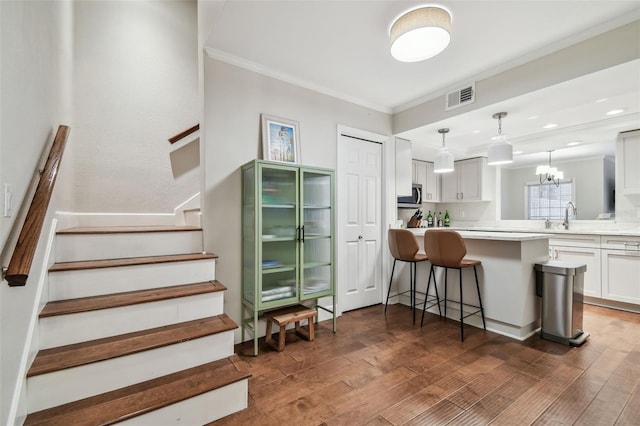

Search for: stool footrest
xmin=442 ymin=300 xmax=485 ymax=327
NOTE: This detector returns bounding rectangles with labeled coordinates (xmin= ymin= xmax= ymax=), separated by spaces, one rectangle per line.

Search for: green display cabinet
xmin=241 ymin=160 xmax=336 ymax=355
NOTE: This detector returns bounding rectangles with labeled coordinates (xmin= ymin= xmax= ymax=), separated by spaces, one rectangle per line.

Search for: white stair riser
xmin=39 ymin=292 xmax=224 ymax=349
xmin=28 ymin=330 xmax=235 ymax=412
xmin=55 ymin=231 xmax=203 ymax=262
xmin=48 ymin=260 xmax=215 ymax=300
xmin=184 ymin=210 xmax=201 ymax=228
xmin=118 ymin=379 xmax=248 ymax=425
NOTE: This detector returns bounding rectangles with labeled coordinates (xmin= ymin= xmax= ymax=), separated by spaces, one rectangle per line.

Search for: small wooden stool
xmin=264 ymin=305 xmax=316 ymax=352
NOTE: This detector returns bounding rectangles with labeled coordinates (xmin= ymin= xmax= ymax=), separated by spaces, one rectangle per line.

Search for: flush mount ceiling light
xmin=487 ymin=112 xmax=513 ymax=166
xmin=434 ymin=128 xmax=454 ymax=173
xmin=390 ymin=6 xmax=452 ymax=62
xmin=536 ymin=150 xmax=564 ymax=187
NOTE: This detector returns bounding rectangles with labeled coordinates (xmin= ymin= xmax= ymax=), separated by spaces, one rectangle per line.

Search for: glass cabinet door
xmin=300 ymin=170 xmax=333 ymax=298
xmin=259 ymin=165 xmax=299 ymax=307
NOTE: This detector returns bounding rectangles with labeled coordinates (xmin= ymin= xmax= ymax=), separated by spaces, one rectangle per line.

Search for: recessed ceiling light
xmin=567 ymin=141 xmax=581 ymax=146
xmin=472 ymin=130 xmax=481 ymax=134
xmin=606 ymin=109 xmax=624 ymax=115
xmin=543 ymin=123 xmax=558 ymax=129
xmin=595 ymin=98 xmax=609 ymax=103
xmin=528 ymin=116 xmax=538 ymax=120
xmin=513 ymin=150 xmax=524 ymax=155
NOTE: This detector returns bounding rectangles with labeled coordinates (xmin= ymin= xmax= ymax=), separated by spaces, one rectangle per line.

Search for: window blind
xmin=526 ymin=180 xmax=574 ymax=220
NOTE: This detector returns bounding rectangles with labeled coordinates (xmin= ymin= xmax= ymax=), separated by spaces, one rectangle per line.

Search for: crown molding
xmin=204 ymin=47 xmax=392 ymax=114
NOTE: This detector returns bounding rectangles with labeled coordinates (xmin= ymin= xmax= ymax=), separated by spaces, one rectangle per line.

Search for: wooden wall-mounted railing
xmin=5 ymin=125 xmax=70 ymax=286
xmin=168 ymin=124 xmax=199 ymax=144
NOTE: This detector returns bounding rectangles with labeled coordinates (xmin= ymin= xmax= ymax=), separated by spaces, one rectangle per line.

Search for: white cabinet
xmin=601 ymin=235 xmax=640 ymax=304
xmin=412 ymin=160 xmax=440 ymax=202
xmin=412 ymin=160 xmax=426 ymax=186
xmin=549 ymin=234 xmax=601 ymax=298
xmin=424 ymin=162 xmax=440 ymax=202
xmin=441 ymin=157 xmax=488 ymax=202
xmin=617 ymin=130 xmax=640 ymax=194
xmin=396 ymin=138 xmax=412 ymax=197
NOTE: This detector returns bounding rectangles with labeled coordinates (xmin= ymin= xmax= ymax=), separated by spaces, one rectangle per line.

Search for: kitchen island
xmin=404 ymin=228 xmax=550 ymax=340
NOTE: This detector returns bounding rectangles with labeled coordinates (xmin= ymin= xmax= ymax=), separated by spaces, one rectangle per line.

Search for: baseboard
xmin=7 ymin=218 xmax=58 ymax=425
xmin=173 ymin=193 xmax=200 ymax=226
xmin=585 ymin=296 xmax=640 ymax=314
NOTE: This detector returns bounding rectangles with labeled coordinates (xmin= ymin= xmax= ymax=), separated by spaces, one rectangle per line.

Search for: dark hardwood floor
xmin=213 ymin=304 xmax=640 ymax=425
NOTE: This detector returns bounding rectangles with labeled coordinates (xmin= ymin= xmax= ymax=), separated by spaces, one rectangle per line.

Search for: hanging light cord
xmin=438 ymin=128 xmax=449 ymax=148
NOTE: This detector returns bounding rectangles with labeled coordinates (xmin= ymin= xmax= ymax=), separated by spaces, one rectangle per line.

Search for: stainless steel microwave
xmin=397 ymin=184 xmax=422 ymax=208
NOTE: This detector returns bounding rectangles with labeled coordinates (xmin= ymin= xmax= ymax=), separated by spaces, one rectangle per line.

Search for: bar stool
xmin=421 ymin=229 xmax=486 ymax=340
xmin=385 ymin=228 xmax=436 ymax=324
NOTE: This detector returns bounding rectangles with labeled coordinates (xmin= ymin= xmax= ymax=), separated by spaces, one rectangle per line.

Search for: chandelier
xmin=536 ymin=150 xmax=564 ymax=186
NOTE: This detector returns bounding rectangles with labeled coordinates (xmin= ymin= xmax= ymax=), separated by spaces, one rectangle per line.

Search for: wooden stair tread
xmin=40 ymin=281 xmax=227 ymax=318
xmin=28 ymin=314 xmax=237 ymax=377
xmin=57 ymin=225 xmax=201 ymax=234
xmin=49 ymin=253 xmax=217 ymax=272
xmin=24 ymin=354 xmax=250 ymax=426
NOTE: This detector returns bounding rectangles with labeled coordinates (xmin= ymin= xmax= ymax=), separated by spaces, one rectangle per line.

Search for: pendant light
xmin=487 ymin=112 xmax=513 ymax=165
xmin=536 ymin=150 xmax=564 ymax=186
xmin=434 ymin=128 xmax=454 ymax=173
xmin=390 ymin=6 xmax=452 ymax=62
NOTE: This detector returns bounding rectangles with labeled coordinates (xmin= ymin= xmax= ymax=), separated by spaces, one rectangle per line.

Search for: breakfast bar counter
xmin=405 ymin=228 xmax=550 ymax=340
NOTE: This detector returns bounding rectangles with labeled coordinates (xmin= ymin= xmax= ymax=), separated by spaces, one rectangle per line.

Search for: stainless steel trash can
xmin=534 ymin=261 xmax=589 ymax=346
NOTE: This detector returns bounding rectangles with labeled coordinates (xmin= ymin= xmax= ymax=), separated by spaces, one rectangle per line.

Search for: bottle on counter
xmin=444 ymin=210 xmax=451 ymax=227
xmin=437 ymin=211 xmax=443 ymax=227
xmin=426 ymin=211 xmax=433 ymax=227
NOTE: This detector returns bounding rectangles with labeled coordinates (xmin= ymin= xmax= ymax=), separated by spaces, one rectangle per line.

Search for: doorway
xmin=337 ymin=127 xmax=386 ymax=313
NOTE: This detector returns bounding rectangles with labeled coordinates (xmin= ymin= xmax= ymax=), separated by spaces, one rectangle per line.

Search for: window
xmin=526 ymin=180 xmax=574 ymax=220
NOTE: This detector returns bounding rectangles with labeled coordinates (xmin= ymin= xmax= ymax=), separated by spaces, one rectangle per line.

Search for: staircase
xmin=24 ymin=226 xmax=249 ymax=425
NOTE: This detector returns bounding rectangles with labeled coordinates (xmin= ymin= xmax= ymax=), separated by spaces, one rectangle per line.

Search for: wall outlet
xmin=458 ymin=210 xmax=465 ymax=218
xmin=4 ymin=184 xmax=13 ymax=218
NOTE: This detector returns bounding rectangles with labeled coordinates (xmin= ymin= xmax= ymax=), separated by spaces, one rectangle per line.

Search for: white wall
xmin=0 ymin=2 xmax=199 ymax=422
xmin=65 ymin=0 xmax=199 ymax=215
xmin=393 ymin=20 xmax=640 ymax=134
xmin=0 ymin=1 xmax=72 ymax=423
xmin=202 ymin=58 xmax=391 ymax=342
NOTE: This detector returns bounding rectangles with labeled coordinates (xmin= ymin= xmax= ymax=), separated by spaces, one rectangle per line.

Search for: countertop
xmin=405 ymin=226 xmax=640 ymax=238
xmin=459 ymin=226 xmax=640 ymax=237
xmin=407 ymin=228 xmax=551 ymax=242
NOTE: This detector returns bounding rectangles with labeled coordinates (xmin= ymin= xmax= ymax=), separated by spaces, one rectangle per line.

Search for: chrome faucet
xmin=563 ymin=202 xmax=577 ymax=230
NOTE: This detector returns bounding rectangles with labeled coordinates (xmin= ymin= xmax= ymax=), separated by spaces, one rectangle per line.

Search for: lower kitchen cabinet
xmin=601 ymin=235 xmax=640 ymax=305
xmin=549 ymin=234 xmax=602 ymax=298
xmin=550 ymin=245 xmax=602 ymax=298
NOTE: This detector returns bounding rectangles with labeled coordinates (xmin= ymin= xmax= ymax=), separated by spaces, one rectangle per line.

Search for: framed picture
xmin=261 ymin=114 xmax=301 ymax=163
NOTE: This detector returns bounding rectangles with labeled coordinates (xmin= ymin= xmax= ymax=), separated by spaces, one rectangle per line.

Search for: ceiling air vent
xmin=445 ymin=83 xmax=475 ymax=111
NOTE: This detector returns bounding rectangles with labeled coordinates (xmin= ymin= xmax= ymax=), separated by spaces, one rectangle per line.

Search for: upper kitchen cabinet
xmin=396 ymin=138 xmax=412 ymax=197
xmin=424 ymin=162 xmax=441 ymax=202
xmin=412 ymin=159 xmax=440 ymax=202
xmin=618 ymin=130 xmax=640 ymax=195
xmin=441 ymin=157 xmax=492 ymax=202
